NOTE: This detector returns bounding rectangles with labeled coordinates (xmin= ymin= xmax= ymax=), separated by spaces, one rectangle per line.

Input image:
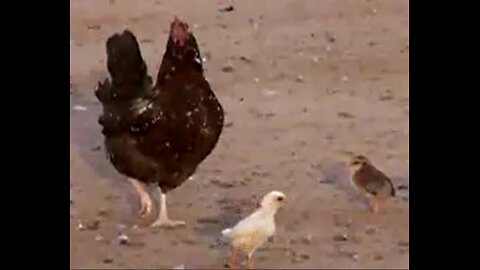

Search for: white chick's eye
xmin=276 ymin=196 xmax=284 ymax=202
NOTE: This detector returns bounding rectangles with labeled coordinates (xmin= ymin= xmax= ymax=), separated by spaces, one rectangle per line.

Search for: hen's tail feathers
xmin=95 ymin=30 xmax=151 ymax=103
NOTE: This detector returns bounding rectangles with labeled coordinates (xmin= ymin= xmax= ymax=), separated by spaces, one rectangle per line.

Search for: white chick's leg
xmin=128 ymin=178 xmax=152 ymax=218
xmin=226 ymin=246 xmax=239 ymax=269
xmin=246 ymin=252 xmax=254 ymax=269
xmin=151 ymin=187 xmax=186 ymax=228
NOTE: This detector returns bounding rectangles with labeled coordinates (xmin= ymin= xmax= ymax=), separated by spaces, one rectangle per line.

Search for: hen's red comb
xmin=170 ymin=17 xmax=189 ymax=46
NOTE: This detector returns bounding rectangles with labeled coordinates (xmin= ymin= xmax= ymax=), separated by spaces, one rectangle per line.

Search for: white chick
xmin=221 ymin=191 xmax=286 ymax=269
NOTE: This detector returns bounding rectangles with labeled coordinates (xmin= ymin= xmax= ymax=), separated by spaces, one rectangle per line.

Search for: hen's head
xmin=166 ymin=17 xmax=202 ymax=66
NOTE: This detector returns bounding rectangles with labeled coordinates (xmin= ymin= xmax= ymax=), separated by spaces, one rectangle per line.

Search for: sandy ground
xmin=70 ymin=0 xmax=409 ymax=268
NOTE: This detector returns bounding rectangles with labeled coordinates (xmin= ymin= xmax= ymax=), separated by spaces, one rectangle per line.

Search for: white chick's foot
xmin=151 ymin=217 xmax=186 ymax=228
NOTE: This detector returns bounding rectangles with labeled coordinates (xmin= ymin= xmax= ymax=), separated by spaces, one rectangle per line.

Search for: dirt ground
xmin=70 ymin=0 xmax=409 ymax=269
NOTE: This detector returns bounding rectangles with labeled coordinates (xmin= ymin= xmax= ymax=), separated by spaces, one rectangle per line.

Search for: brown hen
xmin=95 ymin=18 xmax=224 ymax=227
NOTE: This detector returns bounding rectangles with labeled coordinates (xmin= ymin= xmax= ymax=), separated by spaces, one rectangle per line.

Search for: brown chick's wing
xmin=362 ymin=165 xmax=396 ymax=198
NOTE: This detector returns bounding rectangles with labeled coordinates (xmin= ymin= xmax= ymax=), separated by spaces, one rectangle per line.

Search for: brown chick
xmin=348 ymin=155 xmax=396 ymax=214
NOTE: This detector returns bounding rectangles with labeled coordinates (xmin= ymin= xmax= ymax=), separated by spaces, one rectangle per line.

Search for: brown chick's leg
xmin=128 ymin=178 xmax=153 ymax=218
xmin=226 ymin=246 xmax=238 ymax=269
xmin=372 ymin=197 xmax=380 ymax=214
xmin=151 ymin=188 xmax=186 ymax=228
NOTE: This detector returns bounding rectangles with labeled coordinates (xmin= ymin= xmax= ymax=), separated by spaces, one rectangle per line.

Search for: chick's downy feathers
xmin=222 ymin=191 xmax=286 ymax=256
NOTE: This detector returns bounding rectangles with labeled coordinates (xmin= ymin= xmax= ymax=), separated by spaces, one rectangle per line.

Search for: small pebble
xmin=254 ymin=77 xmax=260 ymax=83
xmin=333 ymin=234 xmax=349 ymax=242
xmin=95 ymin=235 xmax=104 ymax=242
xmin=173 ymin=264 xmax=185 ymax=270
xmin=118 ymin=233 xmax=129 ymax=245
xmin=373 ymin=254 xmax=384 ymax=261
xmin=295 ymin=75 xmax=304 ymax=83
xmin=225 ymin=121 xmax=234 ymax=128
xmin=77 ymin=222 xmax=86 ymax=231
xmin=342 ymin=75 xmax=349 ymax=82
xmin=221 ymin=65 xmax=235 ymax=73
xmin=325 ymin=32 xmax=336 ymax=43
xmin=337 ymin=112 xmax=355 ymax=119
xmin=398 ymin=240 xmax=409 ymax=247
xmin=103 ymin=257 xmax=114 ymax=264
xmin=300 ymin=234 xmax=315 ymax=244
xmin=85 ymin=219 xmax=100 ymax=231
xmin=239 ymin=56 xmax=252 ymax=64
xmin=365 ymin=226 xmax=378 ymax=235
xmin=219 ymin=5 xmax=234 ymax=12
xmin=98 ymin=208 xmax=109 ymax=217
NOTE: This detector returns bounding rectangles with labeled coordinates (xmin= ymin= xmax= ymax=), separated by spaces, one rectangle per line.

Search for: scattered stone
xmin=337 ymin=112 xmax=355 ymax=119
xmin=300 ymin=234 xmax=315 ymax=245
xmin=339 ymin=249 xmax=359 ymax=260
xmin=103 ymin=257 xmax=114 ymax=264
xmin=173 ymin=264 xmax=185 ymax=270
xmin=254 ymin=77 xmax=260 ymax=83
xmin=118 ymin=233 xmax=130 ymax=245
xmin=365 ymin=226 xmax=378 ymax=235
xmin=325 ymin=32 xmax=336 ymax=43
xmin=333 ymin=234 xmax=349 ymax=242
xmin=219 ymin=5 xmax=234 ymax=12
xmin=95 ymin=235 xmax=104 ymax=242
xmin=319 ymin=177 xmax=335 ymax=184
xmin=98 ymin=208 xmax=109 ymax=217
xmin=84 ymin=219 xmax=100 ymax=231
xmin=210 ymin=178 xmax=235 ymax=188
xmin=87 ymin=24 xmax=101 ymax=30
xmin=333 ymin=215 xmax=352 ymax=228
xmin=398 ymin=240 xmax=409 ymax=247
xmin=239 ymin=56 xmax=252 ymax=64
xmin=181 ymin=237 xmax=197 ymax=245
xmin=379 ymin=93 xmax=394 ymax=101
xmin=221 ymin=65 xmax=235 ymax=73
xmin=77 ymin=222 xmax=86 ymax=231
xmin=373 ymin=254 xmax=384 ymax=261
xmin=225 ymin=121 xmax=234 ymax=128
xmin=295 ymin=75 xmax=304 ymax=83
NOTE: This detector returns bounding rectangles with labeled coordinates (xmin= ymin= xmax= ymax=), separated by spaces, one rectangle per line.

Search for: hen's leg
xmin=128 ymin=178 xmax=152 ymax=218
xmin=151 ymin=187 xmax=186 ymax=227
